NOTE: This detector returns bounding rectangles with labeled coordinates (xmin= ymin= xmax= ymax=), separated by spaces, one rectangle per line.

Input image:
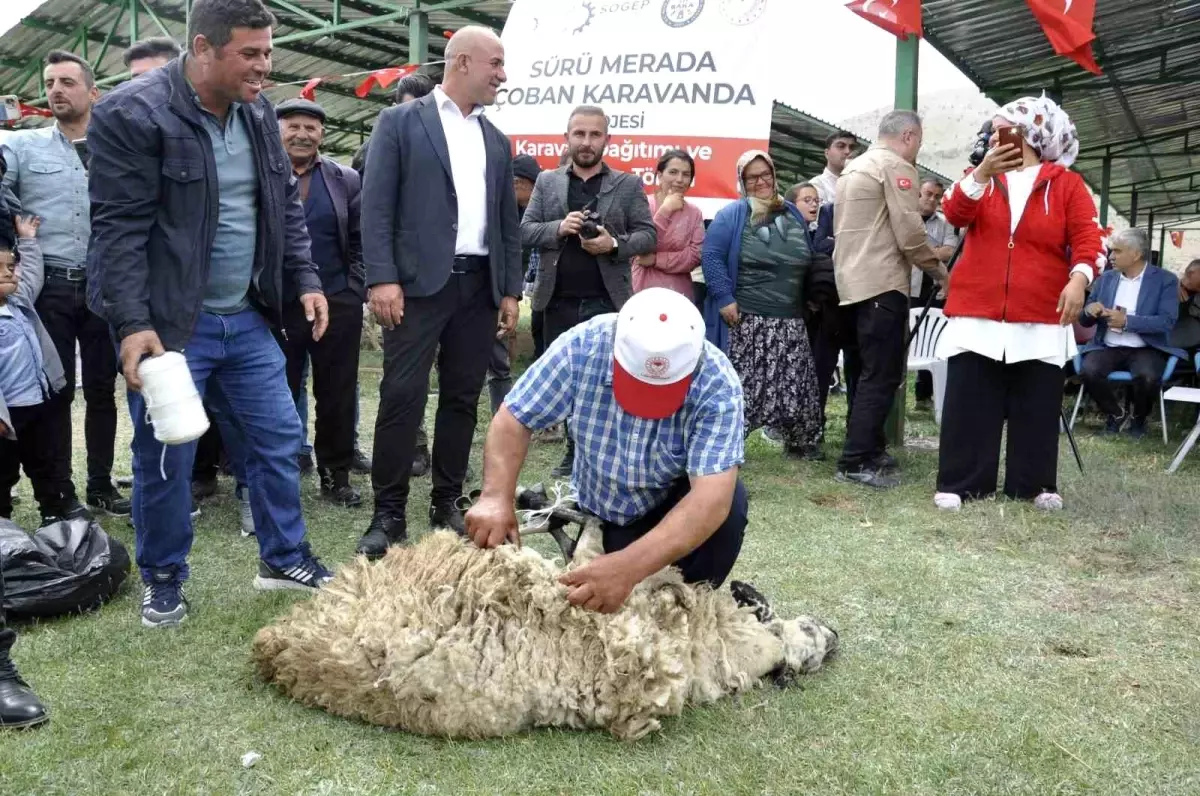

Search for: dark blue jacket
xmin=85 ymin=57 xmax=321 ymax=350
xmin=361 ymin=92 xmax=522 ymax=305
xmin=812 ymin=204 xmax=835 ymax=256
xmin=1079 ymin=265 xmax=1186 ymax=360
xmin=699 ymin=198 xmax=810 ymax=351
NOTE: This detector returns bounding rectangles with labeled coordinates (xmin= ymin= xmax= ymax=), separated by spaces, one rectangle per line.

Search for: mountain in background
xmin=837 ymin=88 xmax=1198 ymax=271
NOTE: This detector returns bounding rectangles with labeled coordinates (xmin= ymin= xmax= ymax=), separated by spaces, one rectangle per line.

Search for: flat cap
xmin=275 ymin=98 xmax=326 ymax=123
xmin=512 ymin=154 xmax=543 ymax=183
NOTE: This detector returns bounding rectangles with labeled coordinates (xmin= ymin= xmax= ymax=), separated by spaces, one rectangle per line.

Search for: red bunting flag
xmin=845 ymin=0 xmax=922 ymax=40
xmin=19 ymin=102 xmax=53 ymax=118
xmin=1172 ymin=231 xmax=1186 ymax=249
xmin=1024 ymin=0 xmax=1102 ymax=75
xmin=298 ymin=77 xmax=322 ymax=101
xmin=355 ymin=64 xmax=419 ymax=98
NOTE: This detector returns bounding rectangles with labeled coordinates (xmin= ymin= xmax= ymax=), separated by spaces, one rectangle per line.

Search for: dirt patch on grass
xmin=1048 ymin=639 xmax=1094 ymax=658
xmin=810 ymin=493 xmax=859 ymax=512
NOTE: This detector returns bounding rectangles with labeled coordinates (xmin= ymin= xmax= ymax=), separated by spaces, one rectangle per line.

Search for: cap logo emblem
xmin=644 ymin=356 xmax=670 ymax=378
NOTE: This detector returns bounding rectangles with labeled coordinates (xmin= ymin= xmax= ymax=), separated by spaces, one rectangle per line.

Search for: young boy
xmin=0 ymin=209 xmax=84 ymax=525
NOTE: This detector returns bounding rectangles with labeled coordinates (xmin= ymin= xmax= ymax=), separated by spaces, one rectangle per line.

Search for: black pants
xmin=543 ymin=295 xmax=617 ymax=349
xmin=278 ymin=293 xmax=362 ymax=473
xmin=806 ymin=303 xmax=843 ymax=432
xmin=35 ymin=274 xmax=119 ymax=492
xmin=0 ymin=392 xmax=77 ymax=518
xmin=838 ymin=291 xmax=908 ymax=471
xmin=192 ymin=421 xmax=226 ymax=481
xmin=487 ymin=337 xmax=513 ymax=415
xmin=937 ymin=352 xmax=1063 ymax=500
xmin=603 ymin=478 xmax=748 ymax=587
xmin=531 ymin=309 xmax=546 ymax=361
xmin=1080 ymin=346 xmax=1167 ymax=420
xmin=374 ymin=269 xmax=496 ymax=514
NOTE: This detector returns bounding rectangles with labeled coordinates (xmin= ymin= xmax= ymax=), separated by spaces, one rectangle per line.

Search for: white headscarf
xmin=998 ymin=92 xmax=1080 ymax=168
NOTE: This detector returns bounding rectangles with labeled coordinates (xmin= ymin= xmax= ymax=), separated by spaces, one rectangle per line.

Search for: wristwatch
xmin=611 ymin=238 xmax=619 ymax=255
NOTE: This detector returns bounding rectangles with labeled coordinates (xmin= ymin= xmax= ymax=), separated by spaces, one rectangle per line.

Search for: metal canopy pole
xmin=1099 ymin=154 xmax=1112 ymax=227
xmin=1130 ymin=190 xmax=1139 ymax=225
xmin=1159 ymin=226 xmax=1167 ymax=265
xmin=1147 ymin=210 xmax=1156 ymax=256
xmin=410 ymin=7 xmax=429 ymax=65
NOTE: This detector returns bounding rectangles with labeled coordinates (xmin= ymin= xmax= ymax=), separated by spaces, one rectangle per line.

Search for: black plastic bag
xmin=1 ymin=517 xmax=130 ymax=620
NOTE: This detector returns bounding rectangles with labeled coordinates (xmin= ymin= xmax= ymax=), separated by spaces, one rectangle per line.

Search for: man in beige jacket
xmin=833 ymin=110 xmax=947 ymax=489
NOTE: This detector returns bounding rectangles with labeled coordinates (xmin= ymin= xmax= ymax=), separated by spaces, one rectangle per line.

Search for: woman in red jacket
xmin=934 ymin=94 xmax=1102 ymax=512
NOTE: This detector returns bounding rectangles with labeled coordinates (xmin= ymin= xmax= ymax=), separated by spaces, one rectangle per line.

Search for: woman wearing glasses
xmin=702 ymin=151 xmax=823 ymax=459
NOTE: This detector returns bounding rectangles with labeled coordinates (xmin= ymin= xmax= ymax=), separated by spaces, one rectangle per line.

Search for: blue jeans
xmin=295 ymin=354 xmax=361 ymax=454
xmin=126 ymin=310 xmax=309 ymax=583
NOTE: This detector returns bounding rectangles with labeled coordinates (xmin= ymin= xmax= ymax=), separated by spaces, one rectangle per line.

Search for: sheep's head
xmin=769 ymin=617 xmax=839 ymax=686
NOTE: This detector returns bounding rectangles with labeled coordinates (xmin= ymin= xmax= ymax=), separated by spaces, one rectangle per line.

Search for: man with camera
xmin=522 ymin=105 xmax=657 ymax=477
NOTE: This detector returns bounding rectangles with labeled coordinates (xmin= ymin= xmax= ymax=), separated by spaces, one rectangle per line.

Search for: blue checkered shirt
xmin=505 ymin=315 xmax=745 ymax=525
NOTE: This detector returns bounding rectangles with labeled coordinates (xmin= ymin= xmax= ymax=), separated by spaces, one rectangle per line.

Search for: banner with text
xmin=495 ymin=0 xmax=784 ymax=216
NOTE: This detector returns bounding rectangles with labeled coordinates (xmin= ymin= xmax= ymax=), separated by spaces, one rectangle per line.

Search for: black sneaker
xmin=429 ymin=501 xmax=467 ymax=536
xmin=786 ymin=444 xmax=826 ymax=462
xmin=298 ymin=452 xmax=315 ymax=476
xmin=550 ymin=446 xmax=575 ymax=479
xmin=835 ymin=467 xmax=900 ymax=490
xmin=318 ymin=468 xmax=362 ymax=507
xmin=191 ymin=475 xmax=218 ymax=502
xmin=254 ymin=545 xmax=333 ymax=591
xmin=351 ymin=449 xmax=373 ymax=475
xmin=86 ymin=484 xmax=132 ymax=517
xmin=1103 ymin=413 xmax=1127 ymax=435
xmin=872 ymin=452 xmax=899 ymax=474
xmin=0 ymin=644 xmax=48 ymax=729
xmin=41 ymin=499 xmax=93 ymax=526
xmin=1126 ymin=416 xmax=1148 ymax=440
xmin=141 ymin=572 xmax=188 ymax=628
xmin=411 ymin=446 xmax=431 ymax=478
xmin=356 ymin=514 xmax=408 ymax=560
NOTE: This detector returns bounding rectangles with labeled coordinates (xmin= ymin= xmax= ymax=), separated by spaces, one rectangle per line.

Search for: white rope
xmin=516 ymin=480 xmax=579 ymax=531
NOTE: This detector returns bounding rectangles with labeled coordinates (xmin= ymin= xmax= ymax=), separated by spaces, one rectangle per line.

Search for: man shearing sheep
xmin=465 ymin=287 xmax=748 ymax=613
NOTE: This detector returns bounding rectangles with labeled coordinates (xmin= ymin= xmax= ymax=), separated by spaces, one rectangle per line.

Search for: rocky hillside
xmin=839 ymin=88 xmax=1199 ymax=271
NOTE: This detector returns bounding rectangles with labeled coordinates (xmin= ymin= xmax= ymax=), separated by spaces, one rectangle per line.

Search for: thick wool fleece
xmin=252 ymin=532 xmax=837 ymax=740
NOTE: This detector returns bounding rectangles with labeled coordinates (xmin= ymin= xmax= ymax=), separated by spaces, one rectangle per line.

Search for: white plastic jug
xmin=137 ymin=352 xmax=210 ymax=445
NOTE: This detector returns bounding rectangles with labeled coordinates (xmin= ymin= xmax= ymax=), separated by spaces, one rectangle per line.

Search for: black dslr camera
xmin=577 ymin=197 xmax=603 ymax=240
xmin=969 ymin=119 xmax=994 ymax=168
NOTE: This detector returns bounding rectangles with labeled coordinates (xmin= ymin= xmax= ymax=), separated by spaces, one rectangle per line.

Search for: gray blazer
xmin=0 ymin=239 xmax=66 ymax=439
xmin=360 ymin=94 xmax=522 ymax=306
xmin=522 ymin=165 xmax=656 ymax=312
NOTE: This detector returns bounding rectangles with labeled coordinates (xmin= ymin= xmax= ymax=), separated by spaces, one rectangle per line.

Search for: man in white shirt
xmin=359 ymin=27 xmax=523 ymax=556
xmin=810 ymin=131 xmax=858 ymax=207
xmin=1078 ymin=228 xmax=1185 ymax=438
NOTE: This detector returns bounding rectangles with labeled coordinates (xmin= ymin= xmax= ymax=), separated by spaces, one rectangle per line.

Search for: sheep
xmin=251 ymin=528 xmax=838 ymax=740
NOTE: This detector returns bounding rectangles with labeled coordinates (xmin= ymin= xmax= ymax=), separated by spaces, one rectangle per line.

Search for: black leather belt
xmin=451 ymin=255 xmax=488 ymax=274
xmin=45 ymin=264 xmax=88 ymax=283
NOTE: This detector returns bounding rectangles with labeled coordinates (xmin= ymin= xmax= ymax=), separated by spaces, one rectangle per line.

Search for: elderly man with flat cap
xmin=274 ymin=97 xmax=365 ymax=507
xmin=466 ymin=287 xmax=748 ymax=614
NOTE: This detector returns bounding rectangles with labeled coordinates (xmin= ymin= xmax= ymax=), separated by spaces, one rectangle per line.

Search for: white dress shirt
xmin=937 ymin=165 xmax=1094 ymax=367
xmin=432 ymin=86 xmax=489 ymax=256
xmin=810 ymin=167 xmax=839 ymax=207
xmin=1105 ymin=271 xmax=1146 ymax=348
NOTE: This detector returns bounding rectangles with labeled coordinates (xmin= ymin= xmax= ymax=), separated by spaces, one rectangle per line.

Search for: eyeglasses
xmin=798 ymin=196 xmax=819 ymax=205
xmin=744 ymin=173 xmax=774 ymax=186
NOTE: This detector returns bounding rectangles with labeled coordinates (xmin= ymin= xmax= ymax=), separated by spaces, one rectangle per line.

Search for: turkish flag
xmin=1172 ymin=231 xmax=1186 ymax=249
xmin=298 ymin=78 xmax=322 ymax=101
xmin=846 ymin=0 xmax=922 ymax=40
xmin=1024 ymin=0 xmax=1103 ymax=75
xmin=355 ymin=64 xmax=418 ymax=98
xmin=18 ymin=103 xmax=53 ymax=118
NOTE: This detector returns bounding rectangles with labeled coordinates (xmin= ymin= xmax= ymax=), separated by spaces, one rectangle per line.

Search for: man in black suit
xmin=275 ymin=98 xmax=365 ymax=508
xmin=357 ymin=26 xmax=521 ymax=558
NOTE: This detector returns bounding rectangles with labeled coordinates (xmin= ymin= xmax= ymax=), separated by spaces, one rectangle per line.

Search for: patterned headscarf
xmin=735 ymin=149 xmax=785 ymax=223
xmin=997 ymin=92 xmax=1080 ymax=168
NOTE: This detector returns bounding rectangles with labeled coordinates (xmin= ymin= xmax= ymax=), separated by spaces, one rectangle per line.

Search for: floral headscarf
xmin=997 ymin=92 xmax=1080 ymax=168
xmin=735 ymin=149 xmax=785 ymax=223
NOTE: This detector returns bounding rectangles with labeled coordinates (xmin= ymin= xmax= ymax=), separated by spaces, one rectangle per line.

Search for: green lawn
xmin=2 ymin=337 xmax=1199 ymax=795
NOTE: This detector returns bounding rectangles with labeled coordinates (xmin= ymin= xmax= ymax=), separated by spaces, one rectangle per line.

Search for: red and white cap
xmin=612 ymin=287 xmax=705 ymax=419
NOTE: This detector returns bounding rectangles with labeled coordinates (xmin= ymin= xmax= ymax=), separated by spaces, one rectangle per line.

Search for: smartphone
xmin=997 ymin=125 xmax=1023 ymax=152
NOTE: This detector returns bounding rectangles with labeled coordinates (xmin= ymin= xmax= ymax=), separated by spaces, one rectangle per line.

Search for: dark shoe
xmin=191 ymin=475 xmax=219 ymax=502
xmin=298 ymin=452 xmax=315 ymax=475
xmin=319 ymin=468 xmax=362 ymax=508
xmin=0 ymin=637 xmax=48 ymax=729
xmin=41 ymin=499 xmax=92 ymax=526
xmin=141 ymin=572 xmax=188 ymax=629
xmin=411 ymin=446 xmax=431 ymax=478
xmin=835 ymin=466 xmax=900 ymax=490
xmin=551 ymin=445 xmax=575 ymax=479
xmin=786 ymin=444 xmax=826 ymax=462
xmin=254 ymin=544 xmax=333 ymax=592
xmin=356 ymin=514 xmax=408 ymax=560
xmin=1126 ymin=416 xmax=1148 ymax=440
xmin=1103 ymin=413 xmax=1127 ymax=435
xmin=429 ymin=501 xmax=467 ymax=536
xmin=116 ymin=475 xmax=134 ymax=488
xmin=351 ymin=449 xmax=372 ymax=475
xmin=872 ymin=452 xmax=899 ymax=474
xmin=86 ymin=484 xmax=132 ymax=517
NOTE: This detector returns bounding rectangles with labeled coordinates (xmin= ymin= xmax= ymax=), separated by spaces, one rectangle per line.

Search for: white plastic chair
xmin=907 ymin=308 xmax=950 ymax=424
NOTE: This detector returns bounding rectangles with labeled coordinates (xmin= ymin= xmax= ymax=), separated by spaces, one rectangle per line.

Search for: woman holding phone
xmin=632 ymin=149 xmax=705 ymax=300
xmin=933 ymin=94 xmax=1103 ymax=512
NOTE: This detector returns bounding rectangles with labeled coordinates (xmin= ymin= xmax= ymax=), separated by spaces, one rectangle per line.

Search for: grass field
xmin=2 ymin=329 xmax=1199 ymax=795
